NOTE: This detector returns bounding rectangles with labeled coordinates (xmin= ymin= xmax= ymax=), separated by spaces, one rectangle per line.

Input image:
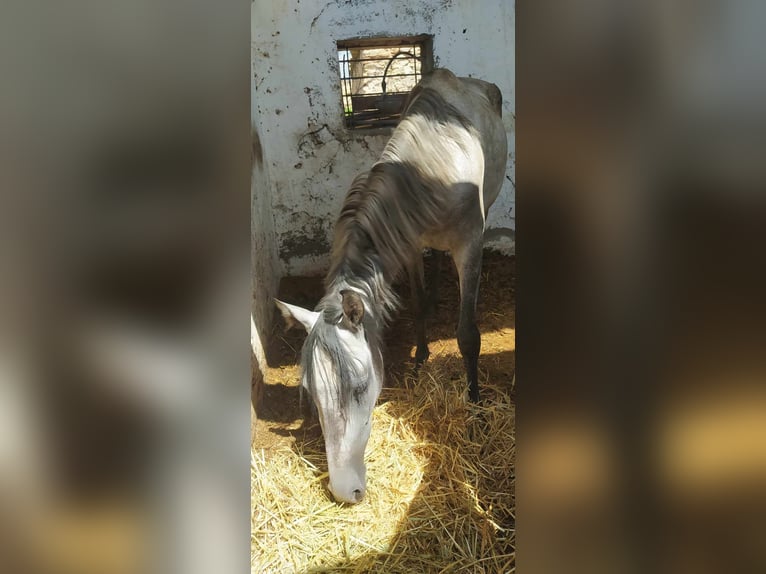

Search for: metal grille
xmin=338 ymin=37 xmax=430 ymax=130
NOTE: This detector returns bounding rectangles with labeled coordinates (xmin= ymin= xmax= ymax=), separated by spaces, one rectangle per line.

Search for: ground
xmin=255 ymin=249 xmax=515 ymax=451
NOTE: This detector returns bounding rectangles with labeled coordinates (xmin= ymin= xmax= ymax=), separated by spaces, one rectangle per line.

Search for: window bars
xmin=337 ymin=36 xmax=432 ymax=129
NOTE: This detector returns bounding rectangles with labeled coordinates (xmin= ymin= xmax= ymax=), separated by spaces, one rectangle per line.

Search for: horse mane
xmin=326 ymin=161 xmax=449 ymax=298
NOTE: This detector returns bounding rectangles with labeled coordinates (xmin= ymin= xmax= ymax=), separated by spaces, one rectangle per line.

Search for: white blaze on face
xmin=310 ymin=324 xmax=378 ymax=504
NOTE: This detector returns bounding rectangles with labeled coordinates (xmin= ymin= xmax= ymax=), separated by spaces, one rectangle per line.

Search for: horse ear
xmin=274 ymin=299 xmax=319 ymax=332
xmin=340 ymin=290 xmax=364 ymax=327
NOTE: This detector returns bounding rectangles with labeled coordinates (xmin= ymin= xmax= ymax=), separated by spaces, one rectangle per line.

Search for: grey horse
xmin=276 ymin=68 xmax=508 ymax=504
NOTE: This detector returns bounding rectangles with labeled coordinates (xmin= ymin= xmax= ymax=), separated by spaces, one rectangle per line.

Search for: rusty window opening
xmin=337 ymin=35 xmax=433 ymax=130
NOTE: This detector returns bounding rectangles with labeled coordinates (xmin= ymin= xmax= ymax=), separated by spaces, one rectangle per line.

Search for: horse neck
xmin=325 ymin=250 xmax=398 ymax=328
xmin=332 ymin=161 xmax=447 ymax=284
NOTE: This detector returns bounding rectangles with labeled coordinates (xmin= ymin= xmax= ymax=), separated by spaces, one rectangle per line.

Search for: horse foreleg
xmin=412 ymin=249 xmax=444 ymax=369
xmin=454 ymin=243 xmax=483 ymax=403
xmin=426 ymin=249 xmax=444 ymax=316
xmin=411 ymin=257 xmax=430 ymax=368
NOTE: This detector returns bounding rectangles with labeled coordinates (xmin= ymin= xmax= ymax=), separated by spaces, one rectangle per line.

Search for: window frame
xmin=336 ymin=34 xmax=434 ymax=132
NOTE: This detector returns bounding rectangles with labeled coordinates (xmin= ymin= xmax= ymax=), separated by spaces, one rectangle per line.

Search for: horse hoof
xmin=414 ymin=347 xmax=430 ymax=368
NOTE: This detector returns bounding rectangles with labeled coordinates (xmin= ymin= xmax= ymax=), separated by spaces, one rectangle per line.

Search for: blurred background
xmin=0 ymin=2 xmax=250 ymax=574
xmin=517 ymin=1 xmax=766 ymax=573
xmin=0 ymin=0 xmax=765 ymax=573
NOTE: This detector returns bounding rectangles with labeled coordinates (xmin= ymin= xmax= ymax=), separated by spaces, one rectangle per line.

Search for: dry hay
xmin=251 ymin=360 xmax=515 ymax=574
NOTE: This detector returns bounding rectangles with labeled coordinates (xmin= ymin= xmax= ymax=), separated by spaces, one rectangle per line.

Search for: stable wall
xmin=252 ymin=0 xmax=515 ymax=276
xmin=252 ymin=86 xmax=281 ymax=403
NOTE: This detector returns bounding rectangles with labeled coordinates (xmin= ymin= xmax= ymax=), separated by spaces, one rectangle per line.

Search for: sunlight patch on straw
xmin=252 ymin=360 xmax=515 ymax=573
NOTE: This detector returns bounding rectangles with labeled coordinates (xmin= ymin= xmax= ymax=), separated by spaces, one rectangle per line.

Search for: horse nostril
xmin=352 ymin=488 xmax=364 ymax=502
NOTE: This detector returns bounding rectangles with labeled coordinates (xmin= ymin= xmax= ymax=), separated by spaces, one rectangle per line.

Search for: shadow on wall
xmin=252 ymin=127 xmax=263 ymax=167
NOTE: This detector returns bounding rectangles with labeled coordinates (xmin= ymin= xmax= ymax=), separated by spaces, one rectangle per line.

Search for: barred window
xmin=337 ymin=35 xmax=433 ymax=130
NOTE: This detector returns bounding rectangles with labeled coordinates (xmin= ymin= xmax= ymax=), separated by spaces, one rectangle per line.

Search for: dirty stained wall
xmin=252 ymin=0 xmax=515 ymax=276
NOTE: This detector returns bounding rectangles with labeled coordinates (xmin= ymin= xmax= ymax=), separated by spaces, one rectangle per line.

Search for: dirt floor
xmin=254 ymin=249 xmax=515 ymax=452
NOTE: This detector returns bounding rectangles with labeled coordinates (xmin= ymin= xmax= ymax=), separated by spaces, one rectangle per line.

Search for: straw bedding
xmin=252 ymin=251 xmax=515 ymax=573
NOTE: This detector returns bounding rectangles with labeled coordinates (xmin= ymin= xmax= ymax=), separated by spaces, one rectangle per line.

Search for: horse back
xmin=408 ymin=69 xmax=508 ymax=212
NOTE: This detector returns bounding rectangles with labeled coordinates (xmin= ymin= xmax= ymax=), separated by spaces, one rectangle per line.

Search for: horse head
xmin=275 ymin=288 xmax=381 ymax=504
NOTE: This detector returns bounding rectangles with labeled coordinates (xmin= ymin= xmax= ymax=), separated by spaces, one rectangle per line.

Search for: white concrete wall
xmin=252 ymin=0 xmax=515 ymax=276
xmin=251 ymin=86 xmax=280 ymax=389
